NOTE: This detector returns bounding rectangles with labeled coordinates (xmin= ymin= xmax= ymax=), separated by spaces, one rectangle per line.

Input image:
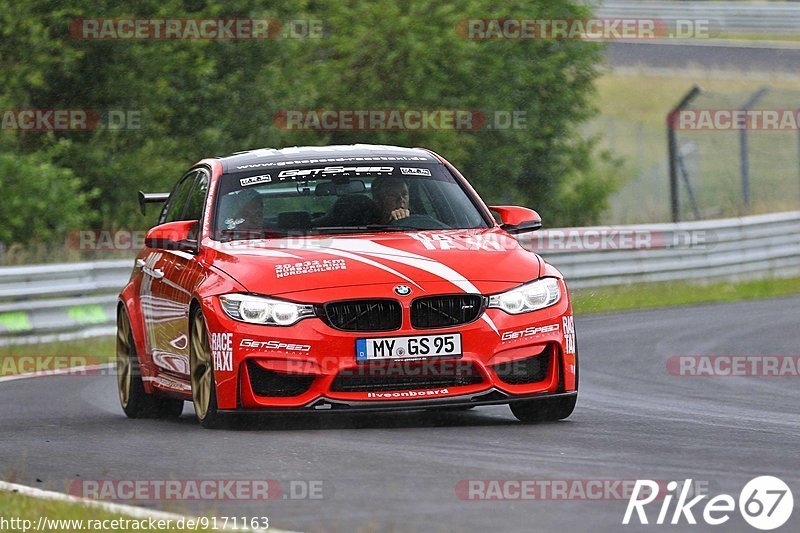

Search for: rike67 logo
xmin=624 ymin=476 xmax=793 ymax=530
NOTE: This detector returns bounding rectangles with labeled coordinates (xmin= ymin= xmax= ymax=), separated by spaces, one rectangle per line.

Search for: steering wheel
xmin=389 ymin=214 xmax=449 ymax=230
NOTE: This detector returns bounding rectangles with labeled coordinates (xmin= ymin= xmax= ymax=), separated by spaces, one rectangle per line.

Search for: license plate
xmin=356 ymin=333 xmax=462 ymax=361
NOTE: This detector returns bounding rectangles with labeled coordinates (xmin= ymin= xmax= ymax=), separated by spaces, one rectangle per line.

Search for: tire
xmin=509 ymin=394 xmax=577 ymax=423
xmin=116 ymin=308 xmax=184 ymax=419
xmin=189 ymin=310 xmax=226 ymax=429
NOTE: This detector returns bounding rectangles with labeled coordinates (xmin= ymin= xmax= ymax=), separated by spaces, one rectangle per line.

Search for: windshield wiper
xmin=219 ymin=229 xmax=290 ymax=242
xmin=311 ymin=225 xmax=417 ymax=234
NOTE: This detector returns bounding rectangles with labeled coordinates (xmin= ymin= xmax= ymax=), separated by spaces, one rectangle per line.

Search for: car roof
xmin=217 ymin=144 xmax=439 ymax=173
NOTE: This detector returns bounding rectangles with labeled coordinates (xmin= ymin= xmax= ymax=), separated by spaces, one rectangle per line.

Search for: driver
xmin=371 ymin=176 xmax=410 ymax=224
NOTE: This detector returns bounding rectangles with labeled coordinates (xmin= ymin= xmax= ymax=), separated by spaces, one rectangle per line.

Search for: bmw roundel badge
xmin=394 ymin=285 xmax=412 ymax=296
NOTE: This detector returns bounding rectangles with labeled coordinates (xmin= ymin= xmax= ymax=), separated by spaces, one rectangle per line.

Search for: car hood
xmin=205 ymin=228 xmax=542 ymax=298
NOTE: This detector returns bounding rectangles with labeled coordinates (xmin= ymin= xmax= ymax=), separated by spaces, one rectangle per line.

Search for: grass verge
xmin=0 ymin=337 xmax=114 ymax=377
xmin=572 ymin=276 xmax=800 ymax=315
xmin=0 ymin=491 xmax=217 ymax=533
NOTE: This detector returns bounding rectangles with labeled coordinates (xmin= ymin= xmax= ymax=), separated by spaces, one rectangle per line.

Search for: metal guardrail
xmin=0 ymin=260 xmax=130 ymax=345
xmin=1 ymin=211 xmax=798 ymax=344
xmin=593 ymin=1 xmax=800 ymax=35
xmin=526 ymin=210 xmax=800 ymax=288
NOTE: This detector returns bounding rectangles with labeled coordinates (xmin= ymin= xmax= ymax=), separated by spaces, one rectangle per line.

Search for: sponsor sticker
xmin=501 ymin=323 xmax=560 ymax=343
xmin=409 ymin=232 xmax=510 ymax=252
xmin=210 ymin=332 xmax=233 ymax=372
xmin=562 ymin=315 xmax=576 ymax=354
xmin=240 ymin=174 xmax=271 ymax=187
xmin=240 ymin=338 xmax=311 ymax=352
xmin=400 ymin=167 xmax=432 ymax=176
xmin=275 ymin=259 xmax=347 ymax=278
xmin=234 ymin=155 xmax=430 ymax=170
xmin=277 ymin=166 xmax=393 ymax=179
xmin=366 ymin=388 xmax=449 ymax=398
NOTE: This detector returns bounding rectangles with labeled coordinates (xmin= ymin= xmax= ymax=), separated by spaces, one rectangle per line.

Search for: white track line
xmin=0 ymin=363 xmax=115 ymax=384
xmin=0 ymin=366 xmax=299 ymax=533
xmin=0 ymin=327 xmax=115 ymax=347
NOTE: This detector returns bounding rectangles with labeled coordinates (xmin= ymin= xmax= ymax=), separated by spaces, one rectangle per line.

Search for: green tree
xmin=0 ymin=151 xmax=95 ymax=245
xmin=0 ymin=0 xmax=613 ymax=241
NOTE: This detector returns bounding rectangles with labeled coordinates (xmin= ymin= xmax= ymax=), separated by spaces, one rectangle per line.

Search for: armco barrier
xmin=594 ymin=1 xmax=800 ymax=35
xmin=0 ymin=211 xmax=798 ymax=344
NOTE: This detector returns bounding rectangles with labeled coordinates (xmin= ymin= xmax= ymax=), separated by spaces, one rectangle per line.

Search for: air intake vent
xmin=411 ymin=294 xmax=484 ymax=329
xmin=247 ymin=360 xmax=316 ymax=397
xmin=323 ymin=299 xmax=402 ymax=331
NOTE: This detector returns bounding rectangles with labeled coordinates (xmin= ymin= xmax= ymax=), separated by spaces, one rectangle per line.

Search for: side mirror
xmin=490 ymin=206 xmax=542 ymax=234
xmin=144 ymin=220 xmax=199 ymax=253
xmin=138 ymin=191 xmax=170 ymax=215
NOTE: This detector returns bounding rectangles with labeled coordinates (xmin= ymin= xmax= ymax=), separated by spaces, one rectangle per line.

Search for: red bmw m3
xmin=117 ymin=144 xmax=578 ymax=428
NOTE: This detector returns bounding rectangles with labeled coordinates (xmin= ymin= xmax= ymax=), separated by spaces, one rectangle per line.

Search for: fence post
xmin=738 ymin=87 xmax=769 ymax=212
xmin=667 ymin=85 xmax=701 ymax=223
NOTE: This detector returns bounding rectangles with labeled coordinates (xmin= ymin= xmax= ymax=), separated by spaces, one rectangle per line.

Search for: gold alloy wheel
xmin=190 ymin=312 xmax=213 ymax=420
xmin=116 ymin=311 xmax=132 ymax=409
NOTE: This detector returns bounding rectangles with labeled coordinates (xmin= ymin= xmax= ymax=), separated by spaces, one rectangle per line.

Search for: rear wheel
xmin=190 ymin=310 xmax=225 ymax=429
xmin=509 ymin=394 xmax=576 ymax=423
xmin=116 ymin=308 xmax=184 ymax=419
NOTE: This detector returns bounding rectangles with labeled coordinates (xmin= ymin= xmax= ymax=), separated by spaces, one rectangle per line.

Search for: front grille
xmin=330 ymin=360 xmax=483 ymax=392
xmin=411 ymin=294 xmax=484 ymax=329
xmin=323 ymin=299 xmax=402 ymax=331
xmin=247 ymin=360 xmax=315 ymax=397
xmin=492 ymin=350 xmax=551 ymax=385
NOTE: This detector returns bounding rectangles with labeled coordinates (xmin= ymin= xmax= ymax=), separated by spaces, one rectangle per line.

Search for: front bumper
xmin=200 ymin=283 xmax=578 ymax=411
xmin=219 ymin=390 xmax=578 ymax=414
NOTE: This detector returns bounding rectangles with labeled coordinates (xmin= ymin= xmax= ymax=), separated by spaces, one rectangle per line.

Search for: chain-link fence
xmin=592 ymin=85 xmax=800 ymax=224
xmin=670 ymin=86 xmax=800 ymax=222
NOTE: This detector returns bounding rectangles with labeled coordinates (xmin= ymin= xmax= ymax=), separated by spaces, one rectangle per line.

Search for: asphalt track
xmin=606 ymin=41 xmax=800 ymax=73
xmin=1 ymin=296 xmax=798 ymax=532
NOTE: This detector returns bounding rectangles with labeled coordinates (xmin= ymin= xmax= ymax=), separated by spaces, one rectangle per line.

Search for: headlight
xmin=219 ymin=294 xmax=315 ymax=326
xmin=488 ymin=278 xmax=561 ymax=314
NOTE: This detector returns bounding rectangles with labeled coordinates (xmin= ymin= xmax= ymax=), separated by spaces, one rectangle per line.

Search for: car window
xmin=162 ymin=171 xmax=198 ymax=223
xmin=213 ymin=163 xmax=489 ymax=240
xmin=184 ymin=171 xmax=210 ymax=222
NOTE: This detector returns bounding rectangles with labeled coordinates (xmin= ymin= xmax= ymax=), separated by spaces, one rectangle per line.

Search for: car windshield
xmin=213 ymin=163 xmax=489 ymax=240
